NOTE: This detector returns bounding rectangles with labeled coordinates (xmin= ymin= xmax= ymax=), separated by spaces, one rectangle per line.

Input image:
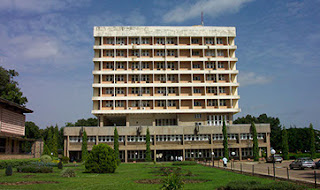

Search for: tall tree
xmin=0 ymin=66 xmax=27 ymax=105
xmin=114 ymin=127 xmax=120 ymax=165
xmin=42 ymin=142 xmax=51 ymax=156
xmin=281 ymin=126 xmax=289 ymax=160
xmin=52 ymin=133 xmax=58 ymax=156
xmin=145 ymin=128 xmax=152 ymax=162
xmin=222 ymin=118 xmax=229 ymax=160
xmin=46 ymin=127 xmax=53 ymax=152
xmin=251 ymin=122 xmax=259 ymax=161
xmin=310 ymin=123 xmax=316 ymax=158
xmin=81 ymin=130 xmax=88 ymax=161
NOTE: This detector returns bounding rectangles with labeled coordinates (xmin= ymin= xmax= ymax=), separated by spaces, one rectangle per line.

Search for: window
xmin=99 ymin=136 xmax=114 ymax=142
xmin=131 ymin=87 xmax=139 ymax=94
xmin=156 ymin=62 xmax=165 ymax=69
xmin=219 ymin=87 xmax=226 ymax=93
xmin=141 ymin=50 xmax=149 ymax=56
xmin=167 ymin=75 xmax=175 ymax=81
xmin=141 ymin=101 xmax=150 ymax=107
xmin=193 ymin=64 xmax=201 ymax=68
xmin=141 ymin=62 xmax=149 ymax=69
xmin=106 ymin=38 xmax=114 ymax=44
xmin=105 ymin=50 xmax=114 ymax=56
xmin=157 ymin=87 xmax=166 ymax=94
xmin=141 ymin=75 xmax=149 ymax=82
xmin=131 ymin=62 xmax=140 ymax=69
xmin=130 ymin=37 xmax=140 ymax=44
xmin=206 ymin=62 xmax=215 ymax=69
xmin=217 ymin=50 xmax=224 ymax=57
xmin=192 ymin=50 xmax=200 ymax=56
xmin=116 ymin=50 xmax=124 ymax=56
xmin=218 ymin=62 xmax=225 ymax=68
xmin=167 ymin=50 xmax=175 ymax=56
xmin=156 ymin=38 xmax=165 ymax=44
xmin=105 ymin=75 xmax=113 ymax=82
xmin=141 ymin=87 xmax=150 ymax=94
xmin=141 ymin=38 xmax=149 ymax=44
xmin=168 ymin=100 xmax=176 ymax=107
xmin=220 ymin=99 xmax=227 ymax=106
xmin=167 ymin=62 xmax=175 ymax=69
xmin=157 ymin=100 xmax=166 ymax=107
xmin=191 ymin=38 xmax=199 ymax=44
xmin=131 ymin=100 xmax=140 ymax=107
xmin=194 ymin=101 xmax=201 ymax=106
xmin=116 ymin=101 xmax=124 ymax=107
xmin=193 ymin=76 xmax=201 ymax=81
xmin=166 ymin=38 xmax=175 ymax=44
xmin=155 ymin=119 xmax=177 ymax=126
xmin=104 ymin=62 xmax=113 ymax=69
xmin=206 ymin=50 xmax=215 ymax=56
xmin=195 ymin=114 xmax=201 ymax=119
xmin=116 ymin=38 xmax=125 ymax=45
xmin=116 ymin=88 xmax=124 ymax=94
xmin=168 ymin=87 xmax=176 ymax=94
xmin=218 ymin=74 xmax=225 ymax=81
xmin=115 ymin=75 xmax=124 ymax=81
xmin=208 ymin=99 xmax=217 ymax=106
xmin=207 ymin=115 xmax=229 ymax=126
xmin=205 ymin=38 xmax=214 ymax=44
xmin=213 ymin=134 xmax=223 ymax=140
xmin=217 ymin=38 xmax=223 ymax=44
xmin=207 ymin=87 xmax=217 ymax=94
xmin=228 ymin=134 xmax=237 ymax=140
xmin=156 ymin=50 xmax=165 ymax=56
xmin=70 ymin=136 xmax=82 ymax=143
xmin=105 ymin=88 xmax=113 ymax=94
xmin=131 ymin=50 xmax=140 ymax=56
xmin=105 ymin=101 xmax=113 ymax=107
xmin=207 ymin=74 xmax=216 ymax=81
xmin=116 ymin=62 xmax=124 ymax=69
xmin=193 ymin=88 xmax=201 ymax=93
xmin=158 ymin=75 xmax=166 ymax=82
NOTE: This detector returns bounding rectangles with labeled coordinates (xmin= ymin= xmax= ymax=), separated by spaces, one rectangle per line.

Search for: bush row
xmin=288 ymin=153 xmax=320 ymax=159
xmin=172 ymin=161 xmax=197 ymax=166
xmin=218 ymin=180 xmax=305 ymax=190
xmin=17 ymin=165 xmax=53 ymax=173
xmin=0 ymin=158 xmax=38 ymax=169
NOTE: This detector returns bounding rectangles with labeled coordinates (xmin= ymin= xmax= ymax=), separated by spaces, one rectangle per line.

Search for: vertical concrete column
xmin=266 ymin=133 xmax=271 ymax=157
xmin=153 ymin=135 xmax=156 ymax=162
xmin=239 ymin=148 xmax=242 ymax=160
xmin=99 ymin=115 xmax=104 ymax=127
xmin=96 ymin=135 xmax=99 ymax=145
xmin=125 ymin=150 xmax=128 ymax=163
xmin=154 ymin=149 xmax=157 ymax=162
xmin=64 ymin=136 xmax=67 ymax=156
xmin=66 ymin=136 xmax=70 ymax=158
xmin=183 ymin=149 xmax=185 ymax=161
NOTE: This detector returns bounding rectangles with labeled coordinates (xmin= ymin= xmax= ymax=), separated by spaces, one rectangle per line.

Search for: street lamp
xmin=231 ymin=152 xmax=236 ymax=170
xmin=135 ymin=152 xmax=138 ymax=161
xmin=271 ymin=149 xmax=276 ymax=180
xmin=211 ymin=152 xmax=215 ymax=167
xmin=199 ymin=152 xmax=202 ymax=161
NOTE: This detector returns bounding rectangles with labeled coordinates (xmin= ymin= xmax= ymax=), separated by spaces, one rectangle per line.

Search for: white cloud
xmin=238 ymin=72 xmax=273 ymax=87
xmin=162 ymin=0 xmax=254 ymax=23
xmin=125 ymin=9 xmax=147 ymax=26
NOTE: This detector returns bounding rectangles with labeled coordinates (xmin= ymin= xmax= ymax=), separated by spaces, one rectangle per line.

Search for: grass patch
xmin=0 ymin=163 xmax=312 ymax=190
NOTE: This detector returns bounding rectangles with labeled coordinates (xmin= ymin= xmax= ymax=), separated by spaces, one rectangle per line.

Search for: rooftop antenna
xmin=201 ymin=12 xmax=204 ymax=26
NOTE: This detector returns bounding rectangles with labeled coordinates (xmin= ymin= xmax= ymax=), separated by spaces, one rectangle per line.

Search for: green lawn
xmin=0 ymin=163 xmax=309 ymax=190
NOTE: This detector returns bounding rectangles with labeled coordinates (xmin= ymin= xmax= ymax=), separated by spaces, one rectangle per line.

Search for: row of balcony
xmin=94 ymin=36 xmax=235 ymax=46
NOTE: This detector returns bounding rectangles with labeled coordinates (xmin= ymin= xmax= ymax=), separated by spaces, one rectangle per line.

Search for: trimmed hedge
xmin=172 ymin=161 xmax=197 ymax=166
xmin=288 ymin=153 xmax=320 ymax=160
xmin=17 ymin=165 xmax=53 ymax=173
xmin=218 ymin=180 xmax=305 ymax=190
xmin=0 ymin=158 xmax=38 ymax=169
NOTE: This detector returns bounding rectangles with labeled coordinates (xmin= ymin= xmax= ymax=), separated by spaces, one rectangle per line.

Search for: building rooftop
xmin=0 ymin=98 xmax=33 ymax=113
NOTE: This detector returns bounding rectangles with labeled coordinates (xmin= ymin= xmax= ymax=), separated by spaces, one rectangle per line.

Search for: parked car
xmin=266 ymin=155 xmax=283 ymax=163
xmin=315 ymin=160 xmax=320 ymax=169
xmin=289 ymin=157 xmax=315 ymax=170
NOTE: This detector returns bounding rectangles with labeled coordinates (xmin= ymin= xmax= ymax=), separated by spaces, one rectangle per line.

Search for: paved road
xmin=201 ymin=160 xmax=320 ymax=185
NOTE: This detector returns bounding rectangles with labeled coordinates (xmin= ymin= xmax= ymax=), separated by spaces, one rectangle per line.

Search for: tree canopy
xmin=0 ymin=66 xmax=27 ymax=106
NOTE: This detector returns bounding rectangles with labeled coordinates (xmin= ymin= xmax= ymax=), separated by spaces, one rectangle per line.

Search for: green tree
xmin=145 ymin=128 xmax=152 ymax=162
xmin=222 ymin=118 xmax=229 ymax=159
xmin=52 ymin=133 xmax=58 ymax=156
xmin=82 ymin=130 xmax=88 ymax=161
xmin=22 ymin=121 xmax=41 ymax=153
xmin=43 ymin=142 xmax=51 ymax=156
xmin=251 ymin=122 xmax=259 ymax=161
xmin=282 ymin=126 xmax=289 ymax=160
xmin=0 ymin=66 xmax=27 ymax=105
xmin=310 ymin=123 xmax=316 ymax=158
xmin=75 ymin=118 xmax=98 ymax=126
xmin=114 ymin=127 xmax=120 ymax=165
xmin=85 ymin=144 xmax=117 ymax=173
xmin=46 ymin=127 xmax=53 ymax=152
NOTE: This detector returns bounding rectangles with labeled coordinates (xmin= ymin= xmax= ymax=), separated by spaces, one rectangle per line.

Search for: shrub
xmin=172 ymin=161 xmax=197 ymax=166
xmin=61 ymin=156 xmax=69 ymax=164
xmin=58 ymin=161 xmax=63 ymax=169
xmin=5 ymin=165 xmax=13 ymax=176
xmin=30 ymin=161 xmax=58 ymax=167
xmin=218 ymin=180 xmax=305 ymax=190
xmin=17 ymin=165 xmax=53 ymax=173
xmin=161 ymin=172 xmax=184 ymax=190
xmin=0 ymin=159 xmax=38 ymax=169
xmin=85 ymin=144 xmax=117 ymax=173
xmin=61 ymin=168 xmax=76 ymax=178
xmin=40 ymin=155 xmax=52 ymax=163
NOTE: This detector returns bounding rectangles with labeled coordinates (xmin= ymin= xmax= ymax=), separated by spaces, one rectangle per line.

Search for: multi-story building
xmin=64 ymin=26 xmax=271 ymax=162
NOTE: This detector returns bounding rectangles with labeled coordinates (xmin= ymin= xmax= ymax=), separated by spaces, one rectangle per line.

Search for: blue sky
xmin=0 ymin=0 xmax=319 ymax=129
